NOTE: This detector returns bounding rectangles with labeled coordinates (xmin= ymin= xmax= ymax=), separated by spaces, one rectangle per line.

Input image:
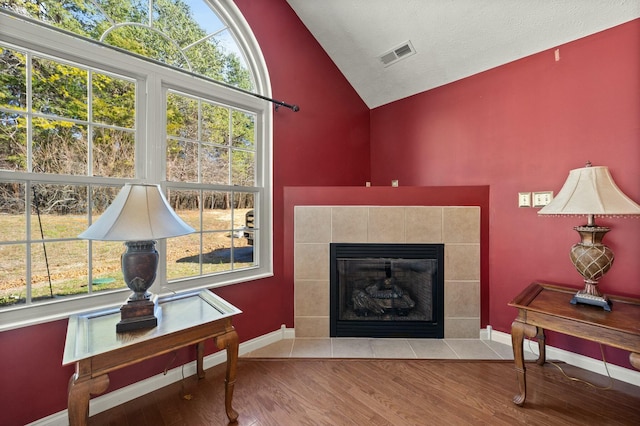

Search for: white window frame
xmin=0 ymin=1 xmax=273 ymax=331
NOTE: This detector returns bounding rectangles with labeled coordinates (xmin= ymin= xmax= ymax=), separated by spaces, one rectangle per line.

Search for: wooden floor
xmin=91 ymin=358 xmax=640 ymax=425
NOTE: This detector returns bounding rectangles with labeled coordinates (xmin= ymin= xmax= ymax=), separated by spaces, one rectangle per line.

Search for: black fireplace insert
xmin=330 ymin=243 xmax=444 ymax=338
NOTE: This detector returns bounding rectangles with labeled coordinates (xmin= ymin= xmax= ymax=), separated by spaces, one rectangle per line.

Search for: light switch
xmin=533 ymin=191 xmax=553 ymax=207
xmin=518 ymin=192 xmax=531 ymax=208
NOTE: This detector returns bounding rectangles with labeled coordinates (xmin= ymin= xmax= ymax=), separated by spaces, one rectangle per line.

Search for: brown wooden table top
xmin=508 ymin=282 xmax=640 ymax=336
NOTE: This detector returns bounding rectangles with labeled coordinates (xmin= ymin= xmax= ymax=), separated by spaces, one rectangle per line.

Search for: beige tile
xmin=295 ymin=280 xmax=329 ymax=316
xmin=371 ymin=339 xmax=416 ymax=358
xmin=294 ymin=316 xmax=329 ymax=337
xmin=408 ymin=339 xmax=459 ymax=359
xmin=444 ymin=339 xmax=501 ymax=359
xmin=331 ymin=206 xmax=369 ymax=242
xmin=405 ymin=207 xmax=443 ymax=242
xmin=332 ymin=338 xmax=374 ymax=358
xmin=291 ymin=338 xmax=332 ymax=357
xmin=444 ymin=318 xmax=480 ymax=338
xmin=294 ymin=243 xmax=329 ymax=280
xmin=445 ymin=281 xmax=480 ymax=317
xmin=445 ymin=244 xmax=480 ymax=281
xmin=295 ymin=206 xmax=332 ymax=243
xmin=368 ymin=207 xmax=405 ymax=242
xmin=443 ymin=207 xmax=480 ymax=243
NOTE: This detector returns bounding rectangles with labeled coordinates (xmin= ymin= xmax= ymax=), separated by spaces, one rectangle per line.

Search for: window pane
xmin=201 ymin=143 xmax=229 ymax=185
xmin=231 ymin=149 xmax=254 ymax=186
xmin=32 ymin=118 xmax=87 ymax=175
xmin=231 ymin=110 xmax=255 ymax=149
xmin=202 ymin=191 xmax=231 ymax=231
xmin=235 ymin=192 xmax=254 ymax=258
xmin=0 ymin=243 xmax=26 ymax=307
xmin=183 ymin=37 xmax=225 ymax=81
xmin=0 ymin=181 xmax=25 ymax=242
xmin=201 ymin=232 xmax=232 ymax=274
xmin=167 ymin=92 xmax=198 ymax=138
xmin=167 ymin=139 xmax=198 ymax=182
xmin=93 ymin=127 xmax=135 ymax=178
xmin=232 ymin=238 xmax=254 ymax=269
xmin=0 ymin=111 xmax=27 ymax=171
xmin=92 ymin=72 xmax=135 ymax=128
xmin=90 ymin=240 xmax=127 ymax=294
xmin=32 ymin=57 xmax=87 ymax=120
xmin=202 ymin=103 xmax=229 ymax=144
xmin=168 ymin=189 xmax=200 ymax=231
xmin=0 ymin=45 xmax=27 ymax=110
xmin=30 ymin=183 xmax=88 ymax=240
xmin=30 ymin=240 xmax=88 ymax=301
xmin=168 ymin=233 xmax=201 ymax=280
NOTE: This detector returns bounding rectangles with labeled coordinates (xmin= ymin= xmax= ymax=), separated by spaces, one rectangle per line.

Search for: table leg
xmin=535 ymin=328 xmax=546 ymax=365
xmin=631 ymin=353 xmax=640 ymax=370
xmin=511 ymin=320 xmax=538 ymax=406
xmin=67 ymin=373 xmax=109 ymax=426
xmin=216 ymin=327 xmax=239 ymax=423
xmin=197 ymin=341 xmax=205 ymax=379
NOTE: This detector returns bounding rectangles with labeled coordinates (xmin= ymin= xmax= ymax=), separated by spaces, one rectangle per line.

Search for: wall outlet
xmin=518 ymin=192 xmax=531 ymax=208
xmin=533 ymin=191 xmax=553 ymax=207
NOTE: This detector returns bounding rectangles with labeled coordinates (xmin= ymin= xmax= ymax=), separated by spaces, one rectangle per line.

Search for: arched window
xmin=0 ymin=0 xmax=272 ymax=328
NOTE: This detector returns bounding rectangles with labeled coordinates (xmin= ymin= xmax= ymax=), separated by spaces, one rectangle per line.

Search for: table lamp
xmin=79 ymin=183 xmax=194 ymax=332
xmin=538 ymin=162 xmax=640 ymax=311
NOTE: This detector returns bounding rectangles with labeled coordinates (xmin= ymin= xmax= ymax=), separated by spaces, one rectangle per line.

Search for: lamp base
xmin=570 ymin=291 xmax=611 ymax=312
xmin=116 ymin=294 xmax=159 ymax=333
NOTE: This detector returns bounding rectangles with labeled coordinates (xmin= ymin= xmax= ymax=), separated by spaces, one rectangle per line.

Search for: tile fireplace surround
xmin=294 ymin=206 xmax=480 ymax=338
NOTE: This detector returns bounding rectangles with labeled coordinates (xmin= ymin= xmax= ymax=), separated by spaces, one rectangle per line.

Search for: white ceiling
xmin=285 ymin=0 xmax=640 ymax=109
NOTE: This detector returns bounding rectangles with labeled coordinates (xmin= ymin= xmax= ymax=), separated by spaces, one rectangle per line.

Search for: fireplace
xmin=330 ymin=243 xmax=444 ymax=338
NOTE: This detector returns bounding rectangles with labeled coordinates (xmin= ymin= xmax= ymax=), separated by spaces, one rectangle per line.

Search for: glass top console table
xmin=63 ymin=290 xmax=242 ymax=425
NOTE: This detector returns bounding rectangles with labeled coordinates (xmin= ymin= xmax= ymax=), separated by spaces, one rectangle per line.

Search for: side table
xmin=63 ymin=290 xmax=242 ymax=425
xmin=508 ymin=282 xmax=640 ymax=406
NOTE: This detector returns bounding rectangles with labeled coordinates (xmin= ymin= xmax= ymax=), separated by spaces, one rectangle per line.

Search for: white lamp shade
xmin=79 ymin=184 xmax=195 ymax=241
xmin=538 ymin=165 xmax=640 ymax=216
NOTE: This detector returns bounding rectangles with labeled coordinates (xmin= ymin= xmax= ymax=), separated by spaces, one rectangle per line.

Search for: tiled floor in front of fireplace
xmin=242 ymin=338 xmax=538 ymax=360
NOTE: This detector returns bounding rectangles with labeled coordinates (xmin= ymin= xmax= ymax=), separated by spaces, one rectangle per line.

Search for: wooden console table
xmin=509 ymin=282 xmax=640 ymax=406
xmin=63 ymin=290 xmax=242 ymax=425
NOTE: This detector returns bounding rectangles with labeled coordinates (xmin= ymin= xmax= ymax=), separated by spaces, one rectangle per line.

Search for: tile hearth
xmin=242 ymin=337 xmax=537 ymax=361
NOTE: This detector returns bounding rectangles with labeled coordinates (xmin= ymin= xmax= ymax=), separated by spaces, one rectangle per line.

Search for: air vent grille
xmin=378 ymin=40 xmax=416 ymax=67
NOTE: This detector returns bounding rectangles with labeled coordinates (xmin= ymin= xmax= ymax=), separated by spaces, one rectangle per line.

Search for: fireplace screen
xmin=330 ymin=243 xmax=444 ymax=338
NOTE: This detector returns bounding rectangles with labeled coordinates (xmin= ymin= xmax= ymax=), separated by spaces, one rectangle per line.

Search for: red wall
xmin=370 ymin=19 xmax=640 ymax=367
xmin=0 ymin=2 xmax=370 ymax=425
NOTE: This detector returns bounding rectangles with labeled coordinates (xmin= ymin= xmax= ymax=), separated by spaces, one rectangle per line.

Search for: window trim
xmin=0 ymin=1 xmax=273 ymax=332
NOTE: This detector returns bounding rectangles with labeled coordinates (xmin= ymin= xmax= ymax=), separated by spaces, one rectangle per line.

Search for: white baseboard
xmin=29 ymin=325 xmax=639 ymax=425
xmin=489 ymin=329 xmax=640 ymax=388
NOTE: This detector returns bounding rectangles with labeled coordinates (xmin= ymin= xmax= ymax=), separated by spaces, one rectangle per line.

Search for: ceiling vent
xmin=378 ymin=40 xmax=416 ymax=67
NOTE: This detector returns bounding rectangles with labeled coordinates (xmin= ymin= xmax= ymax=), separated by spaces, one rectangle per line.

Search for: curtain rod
xmin=250 ymin=93 xmax=299 ymax=112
